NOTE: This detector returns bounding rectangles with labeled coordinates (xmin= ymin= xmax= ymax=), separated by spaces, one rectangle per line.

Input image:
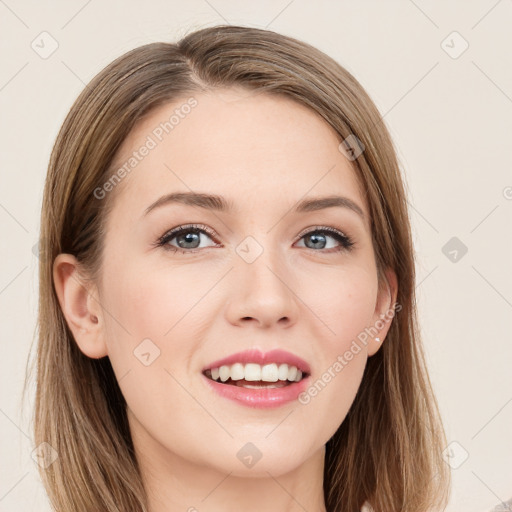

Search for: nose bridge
xmin=226 ymin=231 xmax=299 ymax=327
xmin=237 ymin=232 xmax=285 ymax=290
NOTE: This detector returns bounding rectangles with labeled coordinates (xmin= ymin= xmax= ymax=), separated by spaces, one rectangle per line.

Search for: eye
xmin=154 ymin=224 xmax=355 ymax=254
xmin=155 ymin=224 xmax=219 ymax=253
xmin=295 ymin=226 xmax=355 ymax=253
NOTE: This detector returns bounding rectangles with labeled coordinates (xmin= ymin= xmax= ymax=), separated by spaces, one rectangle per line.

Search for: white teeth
xmin=261 ymin=363 xmax=279 ymax=382
xmin=277 ymin=363 xmax=289 ymax=380
xmin=244 ymin=363 xmax=261 ymax=381
xmin=230 ymin=362 xmax=245 ymax=381
xmin=206 ymin=362 xmax=306 ymax=383
xmin=219 ymin=366 xmax=230 ymax=382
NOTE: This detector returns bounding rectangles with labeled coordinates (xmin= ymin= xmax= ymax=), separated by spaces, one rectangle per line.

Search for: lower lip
xmin=201 ymin=373 xmax=310 ymax=409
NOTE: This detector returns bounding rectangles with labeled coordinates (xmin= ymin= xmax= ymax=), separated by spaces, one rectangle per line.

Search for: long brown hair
xmin=24 ymin=24 xmax=451 ymax=511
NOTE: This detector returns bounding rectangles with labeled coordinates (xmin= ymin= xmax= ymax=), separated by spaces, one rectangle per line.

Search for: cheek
xmin=294 ymin=266 xmax=377 ymax=430
xmin=99 ymin=256 xmax=221 ymax=392
xmin=98 ymin=261 xmax=210 ymax=437
xmin=101 ymin=256 xmax=208 ymax=343
xmin=301 ymin=264 xmax=378 ymax=350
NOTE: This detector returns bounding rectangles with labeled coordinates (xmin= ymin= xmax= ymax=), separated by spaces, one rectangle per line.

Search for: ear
xmin=52 ymin=253 xmax=108 ymax=359
xmin=368 ymin=266 xmax=398 ymax=357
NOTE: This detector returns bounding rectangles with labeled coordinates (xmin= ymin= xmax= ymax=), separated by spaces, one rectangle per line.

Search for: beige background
xmin=1 ymin=1 xmax=511 ymax=510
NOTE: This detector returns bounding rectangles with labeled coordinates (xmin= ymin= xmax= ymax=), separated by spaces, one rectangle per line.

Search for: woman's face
xmin=60 ymin=87 xmax=396 ymax=479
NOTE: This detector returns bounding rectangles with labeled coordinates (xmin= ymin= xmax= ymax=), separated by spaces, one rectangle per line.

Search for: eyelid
xmin=296 ymin=224 xmax=348 ymax=239
xmin=158 ymin=224 xmax=349 ymax=240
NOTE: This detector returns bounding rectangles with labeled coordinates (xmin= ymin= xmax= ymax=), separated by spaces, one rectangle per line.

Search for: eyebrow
xmin=143 ymin=192 xmax=366 ymax=222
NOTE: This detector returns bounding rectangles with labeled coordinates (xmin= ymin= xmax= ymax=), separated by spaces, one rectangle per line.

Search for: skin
xmin=54 ymin=87 xmax=398 ymax=512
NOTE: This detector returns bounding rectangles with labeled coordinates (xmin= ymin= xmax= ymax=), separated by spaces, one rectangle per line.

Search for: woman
xmin=26 ymin=24 xmax=451 ymax=511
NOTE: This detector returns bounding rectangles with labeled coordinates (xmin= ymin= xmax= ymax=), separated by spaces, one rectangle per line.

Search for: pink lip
xmin=202 ymin=348 xmax=311 ymax=374
xmin=201 ymin=373 xmax=310 ymax=409
xmin=201 ymin=348 xmax=311 ymax=409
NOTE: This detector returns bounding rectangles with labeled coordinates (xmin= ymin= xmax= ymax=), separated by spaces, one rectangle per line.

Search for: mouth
xmin=202 ymin=363 xmax=310 ymax=389
xmin=201 ymin=349 xmax=312 ymax=408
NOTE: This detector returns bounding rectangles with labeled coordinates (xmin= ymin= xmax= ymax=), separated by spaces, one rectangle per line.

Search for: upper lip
xmin=203 ymin=348 xmax=311 ymax=375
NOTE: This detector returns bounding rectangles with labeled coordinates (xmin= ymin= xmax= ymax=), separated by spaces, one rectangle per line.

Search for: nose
xmin=224 ymin=247 xmax=300 ymax=329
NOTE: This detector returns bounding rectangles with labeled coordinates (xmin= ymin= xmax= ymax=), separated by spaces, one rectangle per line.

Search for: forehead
xmin=106 ymin=87 xmax=369 ymax=226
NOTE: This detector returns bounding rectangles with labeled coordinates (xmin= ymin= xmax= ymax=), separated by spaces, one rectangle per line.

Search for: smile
xmin=203 ymin=362 xmax=308 ymax=388
xmin=201 ymin=348 xmax=311 ymax=409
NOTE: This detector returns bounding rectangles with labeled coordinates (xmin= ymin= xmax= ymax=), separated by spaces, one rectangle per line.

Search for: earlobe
xmin=368 ymin=267 xmax=398 ymax=357
xmin=52 ymin=254 xmax=108 ymax=359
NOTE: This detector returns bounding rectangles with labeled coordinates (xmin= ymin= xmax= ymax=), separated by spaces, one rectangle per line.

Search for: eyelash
xmin=154 ymin=223 xmax=355 ymax=255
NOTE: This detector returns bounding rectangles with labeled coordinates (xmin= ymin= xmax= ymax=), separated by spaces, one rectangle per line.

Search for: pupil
xmin=178 ymin=231 xmax=200 ymax=248
xmin=307 ymin=233 xmax=326 ymax=249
